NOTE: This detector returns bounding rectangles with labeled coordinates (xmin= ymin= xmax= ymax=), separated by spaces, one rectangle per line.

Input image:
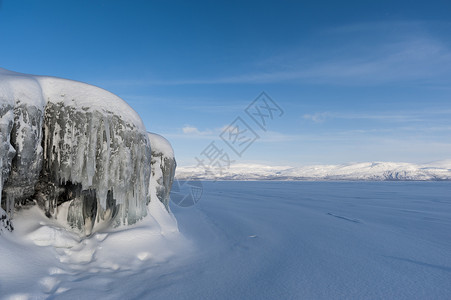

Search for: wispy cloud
xmin=258 ymin=131 xmax=305 ymax=143
xmin=98 ymin=21 xmax=451 ymax=88
xmin=303 ymin=112 xmax=330 ymax=123
xmin=302 ymin=108 xmax=451 ymax=124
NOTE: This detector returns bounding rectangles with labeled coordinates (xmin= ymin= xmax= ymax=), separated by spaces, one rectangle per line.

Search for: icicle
xmin=6 ymin=194 xmax=13 ymax=218
xmin=39 ymin=99 xmax=151 ymax=233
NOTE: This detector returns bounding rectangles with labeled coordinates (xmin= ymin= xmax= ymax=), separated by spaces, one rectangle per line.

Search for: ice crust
xmin=0 ymin=68 xmax=175 ymax=235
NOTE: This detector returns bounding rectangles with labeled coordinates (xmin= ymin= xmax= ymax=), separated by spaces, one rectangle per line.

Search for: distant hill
xmin=176 ymin=160 xmax=451 ymax=181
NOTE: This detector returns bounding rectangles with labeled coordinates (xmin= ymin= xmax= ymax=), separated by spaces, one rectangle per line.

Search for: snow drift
xmin=0 ymin=68 xmax=176 ymax=235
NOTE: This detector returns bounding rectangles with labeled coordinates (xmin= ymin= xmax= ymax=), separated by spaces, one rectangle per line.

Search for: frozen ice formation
xmin=0 ymin=68 xmax=176 ymax=235
xmin=148 ymin=132 xmax=176 ymax=211
xmin=0 ymin=69 xmax=46 ymax=218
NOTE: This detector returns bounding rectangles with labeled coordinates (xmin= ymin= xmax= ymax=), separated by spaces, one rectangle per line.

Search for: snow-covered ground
xmin=1 ymin=181 xmax=450 ymax=299
xmin=176 ymin=160 xmax=451 ymax=181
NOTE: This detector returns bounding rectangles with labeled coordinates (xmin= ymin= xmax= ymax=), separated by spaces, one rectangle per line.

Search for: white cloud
xmin=182 ymin=125 xmax=213 ymax=136
xmin=303 ymin=112 xmax=330 ymax=123
xmin=182 ymin=126 xmax=200 ymax=134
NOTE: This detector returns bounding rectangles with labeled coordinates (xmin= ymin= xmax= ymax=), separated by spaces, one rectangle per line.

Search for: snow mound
xmin=148 ymin=131 xmax=174 ymax=158
xmin=0 ymin=204 xmax=188 ymax=298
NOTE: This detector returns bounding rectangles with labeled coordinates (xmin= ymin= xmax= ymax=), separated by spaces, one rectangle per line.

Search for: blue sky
xmin=1 ymin=0 xmax=451 ymax=166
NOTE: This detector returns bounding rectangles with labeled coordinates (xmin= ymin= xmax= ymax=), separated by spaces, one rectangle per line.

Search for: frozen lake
xmin=1 ymin=181 xmax=450 ymax=299
xmin=167 ymin=181 xmax=451 ymax=299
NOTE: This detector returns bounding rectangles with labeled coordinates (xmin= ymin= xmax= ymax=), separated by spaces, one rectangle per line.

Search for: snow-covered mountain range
xmin=176 ymin=160 xmax=451 ymax=181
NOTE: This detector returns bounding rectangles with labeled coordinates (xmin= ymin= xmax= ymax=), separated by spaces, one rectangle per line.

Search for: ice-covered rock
xmin=148 ymin=132 xmax=176 ymax=210
xmin=0 ymin=69 xmax=45 ymax=217
xmin=37 ymin=77 xmax=152 ymax=234
xmin=0 ymin=98 xmax=15 ymax=213
xmin=0 ymin=68 xmax=176 ymax=236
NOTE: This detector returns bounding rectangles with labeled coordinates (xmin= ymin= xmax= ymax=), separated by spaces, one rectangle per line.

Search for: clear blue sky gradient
xmin=1 ymin=0 xmax=450 ymax=166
